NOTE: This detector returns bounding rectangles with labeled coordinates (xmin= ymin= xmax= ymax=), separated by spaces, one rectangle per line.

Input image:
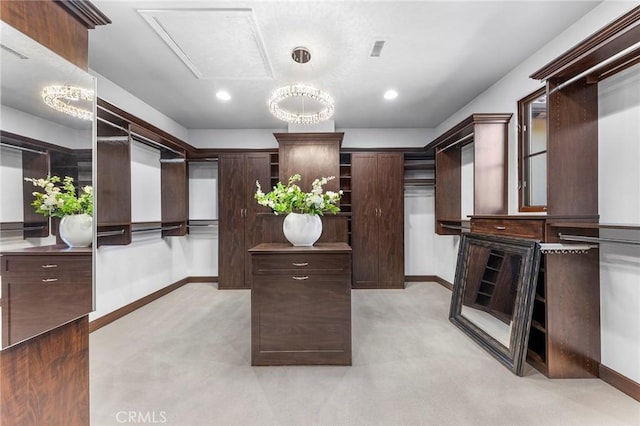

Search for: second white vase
xmin=59 ymin=213 xmax=93 ymax=247
xmin=282 ymin=213 xmax=322 ymax=246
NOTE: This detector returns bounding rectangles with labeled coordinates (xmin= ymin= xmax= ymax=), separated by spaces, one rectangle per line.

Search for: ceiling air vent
xmin=370 ymin=40 xmax=385 ymax=57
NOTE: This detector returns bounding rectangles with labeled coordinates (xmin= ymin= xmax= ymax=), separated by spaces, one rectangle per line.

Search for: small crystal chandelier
xmin=42 ymin=85 xmax=94 ymax=120
xmin=268 ymin=47 xmax=335 ymax=125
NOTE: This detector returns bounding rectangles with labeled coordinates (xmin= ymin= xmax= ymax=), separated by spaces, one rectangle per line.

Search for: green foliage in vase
xmin=255 ymin=174 xmax=342 ymax=215
xmin=24 ymin=175 xmax=93 ymax=218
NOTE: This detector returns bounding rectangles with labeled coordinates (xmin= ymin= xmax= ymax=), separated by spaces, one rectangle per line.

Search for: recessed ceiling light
xmin=384 ymin=89 xmax=398 ymax=100
xmin=216 ymin=90 xmax=231 ymax=101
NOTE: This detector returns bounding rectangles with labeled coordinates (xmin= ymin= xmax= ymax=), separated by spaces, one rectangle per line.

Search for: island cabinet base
xmin=249 ymin=243 xmax=352 ymax=366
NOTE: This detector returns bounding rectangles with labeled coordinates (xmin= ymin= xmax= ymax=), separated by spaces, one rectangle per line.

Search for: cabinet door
xmin=244 ymin=153 xmax=271 ymax=287
xmin=218 ymin=154 xmax=246 ymax=289
xmin=376 ymin=153 xmax=404 ymax=288
xmin=351 ymin=153 xmax=380 ymax=288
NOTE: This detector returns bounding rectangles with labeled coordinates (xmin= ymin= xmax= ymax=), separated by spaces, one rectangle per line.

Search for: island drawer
xmin=251 ymin=253 xmax=350 ymax=275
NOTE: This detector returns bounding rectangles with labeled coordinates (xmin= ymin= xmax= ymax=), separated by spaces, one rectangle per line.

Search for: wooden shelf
xmin=404 ymin=178 xmax=435 ymax=186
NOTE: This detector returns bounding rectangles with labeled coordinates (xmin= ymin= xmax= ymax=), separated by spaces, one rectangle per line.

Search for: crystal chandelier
xmin=268 ymin=47 xmax=335 ymax=125
xmin=42 ymin=85 xmax=94 ymax=120
xmin=268 ymin=83 xmax=335 ymax=125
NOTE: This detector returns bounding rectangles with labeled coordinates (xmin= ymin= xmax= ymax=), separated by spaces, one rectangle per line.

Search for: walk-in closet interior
xmin=0 ymin=1 xmax=639 ymax=425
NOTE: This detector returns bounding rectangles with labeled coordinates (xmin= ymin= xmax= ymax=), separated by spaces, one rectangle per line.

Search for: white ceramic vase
xmin=282 ymin=213 xmax=322 ymax=246
xmin=59 ymin=213 xmax=93 ymax=247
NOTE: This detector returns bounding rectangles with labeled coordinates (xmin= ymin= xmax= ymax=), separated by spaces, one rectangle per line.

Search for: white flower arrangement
xmin=255 ymin=174 xmax=342 ymax=215
xmin=24 ymin=175 xmax=93 ymax=218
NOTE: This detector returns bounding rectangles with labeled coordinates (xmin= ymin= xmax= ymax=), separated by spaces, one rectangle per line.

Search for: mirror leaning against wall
xmin=0 ymin=22 xmax=96 ymax=349
xmin=449 ymin=233 xmax=541 ymax=376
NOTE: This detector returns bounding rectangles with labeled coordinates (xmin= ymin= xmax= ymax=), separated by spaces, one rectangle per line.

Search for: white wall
xmin=598 ymin=63 xmax=640 ymax=383
xmin=130 ymin=141 xmax=162 ymax=222
xmin=189 ymin=128 xmax=433 ymax=150
xmin=430 ymin=1 xmax=638 ymax=283
xmin=1 ymin=105 xmax=90 ymax=149
xmin=91 ymin=70 xmax=189 ymax=143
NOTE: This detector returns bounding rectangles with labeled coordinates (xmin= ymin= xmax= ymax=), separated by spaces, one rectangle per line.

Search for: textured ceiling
xmin=88 ymin=1 xmax=603 ymax=130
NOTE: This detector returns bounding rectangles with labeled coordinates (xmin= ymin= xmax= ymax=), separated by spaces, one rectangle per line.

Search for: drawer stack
xmin=249 ymin=243 xmax=352 ymax=366
xmin=1 ymin=249 xmax=92 ymax=347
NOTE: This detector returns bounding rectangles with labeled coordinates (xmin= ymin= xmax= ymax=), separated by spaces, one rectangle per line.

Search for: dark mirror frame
xmin=449 ymin=233 xmax=542 ymax=376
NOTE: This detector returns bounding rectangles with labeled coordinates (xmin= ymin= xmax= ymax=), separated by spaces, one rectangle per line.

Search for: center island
xmin=249 ymin=242 xmax=352 ymax=366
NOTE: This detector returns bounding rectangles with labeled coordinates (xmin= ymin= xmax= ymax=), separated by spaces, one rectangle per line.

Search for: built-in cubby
xmin=425 ymin=114 xmax=512 ymax=235
xmin=403 ymin=151 xmax=435 ymax=187
xmin=339 ymin=152 xmax=352 ymax=245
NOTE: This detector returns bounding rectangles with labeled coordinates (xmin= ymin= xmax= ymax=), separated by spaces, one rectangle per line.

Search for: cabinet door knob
xmin=495 ymin=226 xmax=507 ymax=230
xmin=42 ymin=278 xmax=58 ymax=283
xmin=292 ymin=262 xmax=309 ymax=267
xmin=41 ymin=264 xmax=58 ymax=268
xmin=292 ymin=276 xmax=309 ymax=281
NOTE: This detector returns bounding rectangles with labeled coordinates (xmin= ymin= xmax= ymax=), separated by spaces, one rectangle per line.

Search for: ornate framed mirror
xmin=449 ymin=233 xmax=541 ymax=376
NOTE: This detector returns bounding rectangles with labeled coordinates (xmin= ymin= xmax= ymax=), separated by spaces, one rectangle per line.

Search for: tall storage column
xmin=218 ymin=153 xmax=270 ymax=289
xmin=352 ymin=152 xmax=404 ymax=288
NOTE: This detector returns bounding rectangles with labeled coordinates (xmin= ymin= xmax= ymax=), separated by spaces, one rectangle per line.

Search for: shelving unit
xmin=403 ymin=152 xmax=435 ymax=187
xmin=339 ymin=153 xmax=352 ymax=245
xmin=425 ymin=114 xmax=512 ymax=235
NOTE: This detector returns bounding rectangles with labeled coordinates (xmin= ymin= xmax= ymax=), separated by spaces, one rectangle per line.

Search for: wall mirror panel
xmin=450 ymin=233 xmax=541 ymax=375
xmin=0 ymin=21 xmax=96 ymax=349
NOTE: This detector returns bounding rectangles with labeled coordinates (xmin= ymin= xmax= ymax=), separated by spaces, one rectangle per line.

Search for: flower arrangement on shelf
xmin=24 ymin=176 xmax=93 ymax=218
xmin=255 ymin=174 xmax=342 ymax=215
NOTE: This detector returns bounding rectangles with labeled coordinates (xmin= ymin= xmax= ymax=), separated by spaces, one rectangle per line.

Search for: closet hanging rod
xmin=96 ymin=116 xmax=128 ymax=134
xmin=558 ymin=233 xmax=640 ymax=247
xmin=96 ymin=104 xmax=184 ymax=156
xmin=187 ymin=224 xmax=217 ymax=228
xmin=97 ymin=229 xmax=125 ymax=237
xmin=548 ymin=40 xmax=640 ymax=95
xmin=437 ymin=132 xmax=474 ymax=152
xmin=159 ymin=158 xmax=186 ymax=163
xmin=0 ymin=142 xmax=46 ymax=155
xmin=0 ymin=225 xmax=46 ymax=232
xmin=440 ymin=224 xmax=465 ymax=231
xmin=97 ymin=135 xmax=129 ymax=142
xmin=130 ymin=131 xmax=183 ymax=156
xmin=132 ymin=224 xmax=183 ymax=233
xmin=187 ymin=158 xmax=218 ymax=162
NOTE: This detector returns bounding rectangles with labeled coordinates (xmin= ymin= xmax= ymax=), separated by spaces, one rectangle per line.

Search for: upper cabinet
xmin=274 ymin=132 xmax=342 ymax=193
xmin=0 ymin=0 xmax=110 ymax=70
xmin=425 ymin=114 xmax=512 ymax=235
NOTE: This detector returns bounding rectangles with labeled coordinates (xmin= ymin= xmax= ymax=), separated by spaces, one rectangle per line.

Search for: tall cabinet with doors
xmin=218 ymin=152 xmax=271 ymax=289
xmin=351 ymin=152 xmax=405 ymax=288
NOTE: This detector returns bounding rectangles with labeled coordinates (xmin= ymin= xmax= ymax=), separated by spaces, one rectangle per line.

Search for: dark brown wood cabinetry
xmin=249 ymin=243 xmax=352 ymax=365
xmin=0 ymin=246 xmax=92 ymax=347
xmin=470 ymin=215 xmax=600 ymax=378
xmin=274 ymin=133 xmax=342 ymax=192
xmin=351 ymin=152 xmax=404 ymax=288
xmin=426 ymin=114 xmax=512 ymax=235
xmin=218 ymin=153 xmax=271 ymax=289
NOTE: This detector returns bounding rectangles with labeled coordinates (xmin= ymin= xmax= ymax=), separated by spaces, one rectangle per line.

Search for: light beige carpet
xmin=90 ymin=282 xmax=640 ymax=426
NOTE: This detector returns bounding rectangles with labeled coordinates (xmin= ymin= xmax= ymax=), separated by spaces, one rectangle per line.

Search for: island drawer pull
xmin=292 ymin=276 xmax=309 ymax=281
xmin=41 ymin=264 xmax=58 ymax=268
xmin=42 ymin=278 xmax=58 ymax=283
xmin=292 ymin=262 xmax=309 ymax=267
xmin=495 ymin=226 xmax=507 ymax=230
